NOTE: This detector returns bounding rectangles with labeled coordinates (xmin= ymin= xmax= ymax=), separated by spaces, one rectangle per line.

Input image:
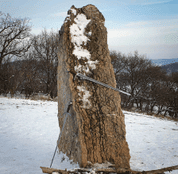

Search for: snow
xmin=70 ymin=13 xmax=98 ymax=74
xmin=77 ymin=86 xmax=91 ymax=109
xmin=70 ymin=13 xmax=98 ymax=110
xmin=86 ymin=60 xmax=99 ymax=70
xmin=87 ymin=31 xmax=92 ymax=36
xmin=124 ymin=110 xmax=178 ymax=173
xmin=65 ymin=15 xmax=70 ymax=22
xmin=70 ymin=14 xmax=91 ymax=49
xmin=73 ymin=46 xmax=91 ymax=60
xmin=0 ymin=97 xmax=178 ymax=174
xmin=71 ymin=8 xmax=77 ymax=16
xmin=0 ymin=97 xmax=78 ymax=174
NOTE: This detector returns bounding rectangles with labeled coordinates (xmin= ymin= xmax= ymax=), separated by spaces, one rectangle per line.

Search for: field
xmin=0 ymin=97 xmax=178 ymax=174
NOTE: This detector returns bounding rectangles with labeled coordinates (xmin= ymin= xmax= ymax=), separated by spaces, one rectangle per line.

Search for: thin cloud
xmin=107 ymin=18 xmax=178 ymax=46
xmin=50 ymin=12 xmax=67 ymax=18
xmin=106 ymin=0 xmax=173 ymax=6
xmin=125 ymin=18 xmax=178 ymax=27
xmin=125 ymin=21 xmax=149 ymax=27
xmin=141 ymin=0 xmax=173 ymax=5
xmin=31 ymin=28 xmax=56 ymax=35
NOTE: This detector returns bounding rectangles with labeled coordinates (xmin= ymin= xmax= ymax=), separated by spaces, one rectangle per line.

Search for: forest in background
xmin=0 ymin=12 xmax=178 ymax=118
xmin=110 ymin=51 xmax=178 ymax=118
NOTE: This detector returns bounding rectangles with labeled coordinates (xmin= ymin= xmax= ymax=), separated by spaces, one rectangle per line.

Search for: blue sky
xmin=0 ymin=0 xmax=178 ymax=59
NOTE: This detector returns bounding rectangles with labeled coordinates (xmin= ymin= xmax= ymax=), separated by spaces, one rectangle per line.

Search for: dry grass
xmin=30 ymin=94 xmax=58 ymax=102
xmin=0 ymin=93 xmax=58 ymax=102
xmin=30 ymin=94 xmax=52 ymax=101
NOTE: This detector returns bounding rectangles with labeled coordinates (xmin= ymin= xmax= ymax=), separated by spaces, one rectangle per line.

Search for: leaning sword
xmin=76 ymin=73 xmax=131 ymax=96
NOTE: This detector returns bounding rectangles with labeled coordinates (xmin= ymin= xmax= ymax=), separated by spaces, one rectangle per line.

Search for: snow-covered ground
xmin=0 ymin=97 xmax=177 ymax=174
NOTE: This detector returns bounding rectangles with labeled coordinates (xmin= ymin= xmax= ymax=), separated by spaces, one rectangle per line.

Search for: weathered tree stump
xmin=57 ymin=4 xmax=130 ymax=169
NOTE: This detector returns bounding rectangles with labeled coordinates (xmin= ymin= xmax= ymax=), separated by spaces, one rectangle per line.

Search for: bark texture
xmin=57 ymin=4 xmax=130 ymax=169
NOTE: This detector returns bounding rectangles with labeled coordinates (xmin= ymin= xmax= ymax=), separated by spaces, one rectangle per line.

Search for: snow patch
xmin=65 ymin=14 xmax=70 ymax=22
xmin=70 ymin=14 xmax=90 ymax=47
xmin=70 ymin=13 xmax=98 ymax=74
xmin=71 ymin=8 xmax=77 ymax=15
xmin=87 ymin=31 xmax=92 ymax=36
xmin=86 ymin=60 xmax=99 ymax=69
xmin=77 ymin=86 xmax=91 ymax=109
xmin=92 ymin=161 xmax=113 ymax=169
xmin=72 ymin=46 xmax=91 ymax=60
xmin=74 ymin=64 xmax=90 ymax=73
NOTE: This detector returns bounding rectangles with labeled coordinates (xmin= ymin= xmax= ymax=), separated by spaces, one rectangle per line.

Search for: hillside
xmin=151 ymin=58 xmax=178 ymax=66
xmin=0 ymin=97 xmax=178 ymax=174
xmin=161 ymin=62 xmax=178 ymax=74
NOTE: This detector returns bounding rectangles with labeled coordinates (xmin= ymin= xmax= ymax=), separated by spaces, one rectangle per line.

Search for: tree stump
xmin=57 ymin=4 xmax=130 ymax=169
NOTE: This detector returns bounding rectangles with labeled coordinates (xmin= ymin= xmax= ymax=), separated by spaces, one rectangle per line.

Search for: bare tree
xmin=111 ymin=51 xmax=153 ymax=107
xmin=110 ymin=51 xmax=126 ymax=76
xmin=0 ymin=56 xmax=24 ymax=95
xmin=0 ymin=12 xmax=31 ymax=65
xmin=18 ymin=54 xmax=40 ymax=98
xmin=32 ymin=29 xmax=59 ymax=98
xmin=110 ymin=50 xmax=178 ymax=117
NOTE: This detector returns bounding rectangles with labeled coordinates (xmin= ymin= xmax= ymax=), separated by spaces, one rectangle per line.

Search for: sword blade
xmin=76 ymin=73 xmax=131 ymax=96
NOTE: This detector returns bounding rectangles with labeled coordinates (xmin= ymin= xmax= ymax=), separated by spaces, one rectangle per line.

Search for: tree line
xmin=110 ymin=51 xmax=178 ymax=118
xmin=0 ymin=12 xmax=58 ymax=98
xmin=0 ymin=12 xmax=177 ymax=118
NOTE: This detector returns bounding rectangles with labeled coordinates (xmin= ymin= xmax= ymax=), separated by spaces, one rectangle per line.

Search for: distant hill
xmin=151 ymin=58 xmax=178 ymax=66
xmin=161 ymin=62 xmax=178 ymax=74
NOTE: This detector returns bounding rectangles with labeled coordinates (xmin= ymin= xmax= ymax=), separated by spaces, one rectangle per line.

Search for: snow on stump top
xmin=57 ymin=4 xmax=130 ymax=169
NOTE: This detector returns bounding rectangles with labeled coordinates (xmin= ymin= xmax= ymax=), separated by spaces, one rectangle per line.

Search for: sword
xmin=76 ymin=73 xmax=131 ymax=96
